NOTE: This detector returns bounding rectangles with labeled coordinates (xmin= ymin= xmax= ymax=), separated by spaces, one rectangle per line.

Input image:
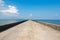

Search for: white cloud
xmin=0 ymin=0 xmax=20 ymax=19
xmin=1 ymin=5 xmax=18 ymax=13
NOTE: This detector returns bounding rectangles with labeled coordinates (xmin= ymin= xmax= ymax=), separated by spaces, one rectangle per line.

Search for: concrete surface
xmin=0 ymin=20 xmax=60 ymax=40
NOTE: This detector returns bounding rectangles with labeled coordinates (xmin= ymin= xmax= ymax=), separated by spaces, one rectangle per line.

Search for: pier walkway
xmin=0 ymin=20 xmax=60 ymax=40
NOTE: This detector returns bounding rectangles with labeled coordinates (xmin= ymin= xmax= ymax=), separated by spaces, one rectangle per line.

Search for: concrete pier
xmin=0 ymin=20 xmax=60 ymax=40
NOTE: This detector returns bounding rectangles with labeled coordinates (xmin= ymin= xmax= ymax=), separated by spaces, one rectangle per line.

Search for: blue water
xmin=36 ymin=20 xmax=60 ymax=25
xmin=0 ymin=19 xmax=60 ymax=25
xmin=0 ymin=19 xmax=25 ymax=26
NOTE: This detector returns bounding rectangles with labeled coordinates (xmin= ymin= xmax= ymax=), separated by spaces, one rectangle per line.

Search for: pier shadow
xmin=0 ymin=20 xmax=27 ymax=32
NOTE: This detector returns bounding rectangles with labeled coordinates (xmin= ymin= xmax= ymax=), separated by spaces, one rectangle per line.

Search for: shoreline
xmin=34 ymin=20 xmax=60 ymax=31
xmin=0 ymin=20 xmax=60 ymax=32
xmin=0 ymin=20 xmax=60 ymax=40
xmin=0 ymin=20 xmax=27 ymax=32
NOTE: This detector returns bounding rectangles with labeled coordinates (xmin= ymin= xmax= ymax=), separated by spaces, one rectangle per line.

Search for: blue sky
xmin=0 ymin=0 xmax=60 ymax=19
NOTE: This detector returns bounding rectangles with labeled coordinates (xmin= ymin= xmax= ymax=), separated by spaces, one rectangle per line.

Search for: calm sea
xmin=36 ymin=20 xmax=60 ymax=25
xmin=0 ymin=19 xmax=60 ymax=25
xmin=0 ymin=19 xmax=25 ymax=26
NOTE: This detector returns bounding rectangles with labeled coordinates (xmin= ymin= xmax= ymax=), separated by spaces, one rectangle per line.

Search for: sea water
xmin=0 ymin=19 xmax=60 ymax=26
xmin=0 ymin=19 xmax=24 ymax=26
xmin=36 ymin=20 xmax=60 ymax=25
